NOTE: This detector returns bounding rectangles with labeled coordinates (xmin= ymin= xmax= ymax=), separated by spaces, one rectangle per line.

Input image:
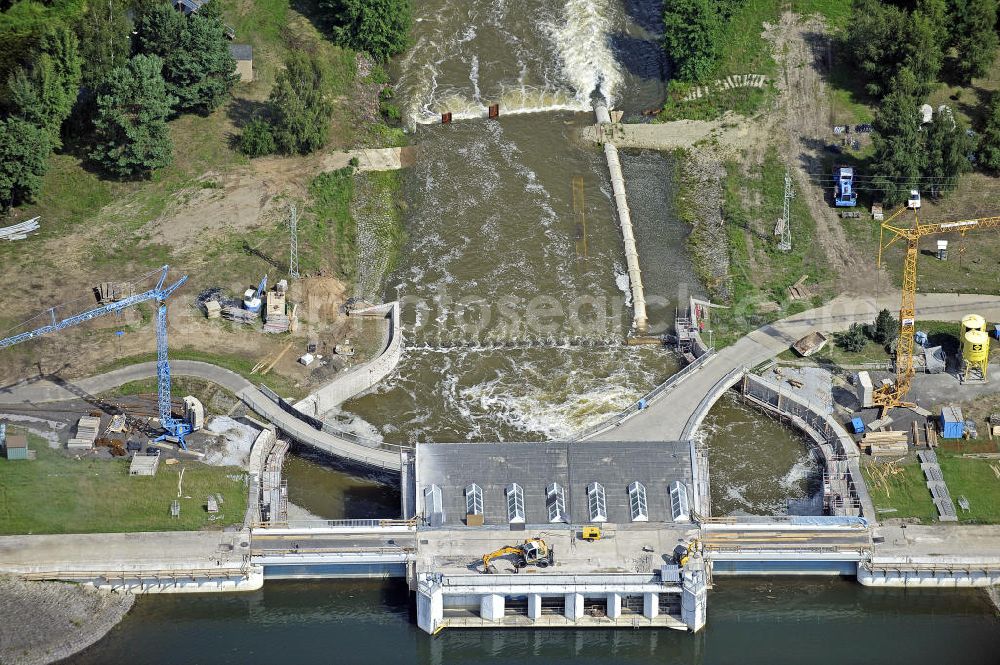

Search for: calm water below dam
xmin=66 ymin=578 xmax=1000 ymax=665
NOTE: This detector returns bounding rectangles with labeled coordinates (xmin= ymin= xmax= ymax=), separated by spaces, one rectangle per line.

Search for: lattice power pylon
xmin=289 ymin=203 xmax=300 ymax=279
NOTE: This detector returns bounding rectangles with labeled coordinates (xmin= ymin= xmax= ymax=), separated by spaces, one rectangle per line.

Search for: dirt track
xmin=764 ymin=12 xmax=888 ymax=294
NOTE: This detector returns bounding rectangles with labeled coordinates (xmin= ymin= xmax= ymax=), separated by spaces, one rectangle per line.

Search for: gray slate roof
xmin=229 ymin=44 xmax=253 ymax=61
xmin=416 ymin=440 xmax=693 ymax=526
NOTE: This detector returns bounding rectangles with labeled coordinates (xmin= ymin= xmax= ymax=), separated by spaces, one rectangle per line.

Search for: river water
xmin=66 ymin=578 xmax=1000 ymax=664
xmin=65 ymin=0 xmax=1000 ymax=660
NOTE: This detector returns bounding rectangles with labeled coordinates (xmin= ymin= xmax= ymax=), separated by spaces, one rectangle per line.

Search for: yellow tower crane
xmin=874 ymin=208 xmax=1000 ymax=412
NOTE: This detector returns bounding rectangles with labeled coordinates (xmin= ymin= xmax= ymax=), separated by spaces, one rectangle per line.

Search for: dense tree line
xmin=843 ymin=0 xmax=1000 ymax=203
xmin=662 ymin=0 xmax=746 ymax=83
xmin=0 ymin=0 xmax=239 ymax=206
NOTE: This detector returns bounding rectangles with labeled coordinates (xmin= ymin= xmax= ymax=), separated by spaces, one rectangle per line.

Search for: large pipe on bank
xmin=594 ymin=102 xmax=648 ymax=334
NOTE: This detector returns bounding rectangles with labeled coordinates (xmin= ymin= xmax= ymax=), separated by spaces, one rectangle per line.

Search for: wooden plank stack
xmin=787 ymin=275 xmax=812 ymax=301
xmin=68 ymin=415 xmax=101 ymax=449
xmin=862 ymin=430 xmax=909 ymax=456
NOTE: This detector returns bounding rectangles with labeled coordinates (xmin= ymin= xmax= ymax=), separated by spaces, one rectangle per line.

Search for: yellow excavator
xmin=674 ymin=539 xmax=700 ymax=567
xmin=481 ymin=538 xmax=554 ymax=574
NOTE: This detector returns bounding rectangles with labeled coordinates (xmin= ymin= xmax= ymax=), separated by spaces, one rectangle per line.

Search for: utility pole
xmin=777 ymin=170 xmax=794 ymax=252
xmin=289 ymin=204 xmax=299 ymax=279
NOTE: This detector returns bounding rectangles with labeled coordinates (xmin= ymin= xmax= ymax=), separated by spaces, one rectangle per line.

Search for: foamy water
xmin=400 ymin=0 xmax=623 ymax=125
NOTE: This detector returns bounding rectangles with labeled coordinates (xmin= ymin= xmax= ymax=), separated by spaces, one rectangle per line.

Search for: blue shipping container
xmin=851 ymin=417 xmax=865 ymax=434
xmin=941 ymin=406 xmax=965 ymax=439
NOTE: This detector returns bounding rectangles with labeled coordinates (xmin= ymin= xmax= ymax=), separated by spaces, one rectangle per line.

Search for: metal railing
xmin=256 ymin=383 xmax=414 ymax=453
xmin=564 ymin=349 xmax=716 ymax=441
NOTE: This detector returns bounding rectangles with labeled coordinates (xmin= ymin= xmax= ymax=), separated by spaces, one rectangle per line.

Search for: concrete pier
xmin=594 ymin=103 xmax=648 ymax=334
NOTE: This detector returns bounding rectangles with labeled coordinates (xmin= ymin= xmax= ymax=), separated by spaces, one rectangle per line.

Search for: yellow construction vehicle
xmin=481 ymin=538 xmax=554 ymax=574
xmin=875 ymin=207 xmax=1000 ymax=412
xmin=674 ymin=539 xmax=700 ymax=566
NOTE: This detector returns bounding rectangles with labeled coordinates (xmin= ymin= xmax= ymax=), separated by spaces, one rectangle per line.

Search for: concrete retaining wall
xmin=594 ymin=104 xmax=647 ymax=334
xmin=574 ymin=350 xmax=716 ymax=441
xmin=740 ymin=373 xmax=876 ymax=519
xmin=296 ymin=302 xmax=402 ymax=418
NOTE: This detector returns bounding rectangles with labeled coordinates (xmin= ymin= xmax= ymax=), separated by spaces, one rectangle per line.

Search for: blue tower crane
xmin=0 ymin=265 xmax=193 ymax=449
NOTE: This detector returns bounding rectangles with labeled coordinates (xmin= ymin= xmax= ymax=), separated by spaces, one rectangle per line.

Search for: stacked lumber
xmin=263 ymin=290 xmax=289 ymax=333
xmin=68 ymin=415 xmax=101 ymax=449
xmin=787 ymin=275 xmax=812 ymax=300
xmin=862 ymin=430 xmax=909 ymax=455
xmin=222 ymin=306 xmax=256 ymax=324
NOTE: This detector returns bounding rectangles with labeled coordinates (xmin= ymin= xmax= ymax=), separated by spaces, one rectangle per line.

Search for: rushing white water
xmin=546 ymin=0 xmax=623 ymax=105
xmin=400 ymin=0 xmax=623 ymax=125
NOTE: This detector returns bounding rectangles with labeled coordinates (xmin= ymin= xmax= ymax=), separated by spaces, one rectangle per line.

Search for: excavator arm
xmin=482 ymin=546 xmax=523 ymax=569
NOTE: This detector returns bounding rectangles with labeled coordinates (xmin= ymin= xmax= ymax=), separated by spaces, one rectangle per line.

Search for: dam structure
xmin=594 ymin=102 xmax=648 ymax=334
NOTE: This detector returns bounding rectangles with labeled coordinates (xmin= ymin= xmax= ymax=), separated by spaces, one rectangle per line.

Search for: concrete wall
xmin=593 ymin=104 xmax=647 ymax=334
xmin=296 ymin=302 xmax=402 ymax=418
xmin=740 ymin=373 xmax=876 ymax=519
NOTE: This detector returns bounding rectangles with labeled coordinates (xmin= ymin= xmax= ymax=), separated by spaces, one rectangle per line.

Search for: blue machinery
xmin=834 ymin=166 xmax=857 ymax=207
xmin=0 ymin=265 xmax=193 ymax=449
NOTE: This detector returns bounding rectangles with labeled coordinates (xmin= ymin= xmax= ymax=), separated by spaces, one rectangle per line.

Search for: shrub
xmin=240 ymin=118 xmax=276 ymax=157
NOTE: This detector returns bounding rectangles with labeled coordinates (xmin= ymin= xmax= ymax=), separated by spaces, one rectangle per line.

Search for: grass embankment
xmin=865 ymin=442 xmax=1000 ymax=524
xmin=0 ymin=434 xmax=247 ymax=534
xmin=691 ymin=146 xmax=831 ymax=347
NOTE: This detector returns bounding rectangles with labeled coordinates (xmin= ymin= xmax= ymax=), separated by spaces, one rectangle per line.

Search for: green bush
xmin=319 ymin=0 xmax=412 ymax=61
xmin=836 ymin=323 xmax=869 ymax=353
xmin=239 ymin=117 xmax=276 ymax=157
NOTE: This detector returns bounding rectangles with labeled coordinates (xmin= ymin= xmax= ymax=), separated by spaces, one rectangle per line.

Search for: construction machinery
xmin=243 ymin=274 xmax=267 ymax=314
xmin=0 ymin=265 xmax=197 ymax=449
xmin=481 ymin=538 xmax=554 ymax=574
xmin=834 ymin=166 xmax=857 ymax=207
xmin=673 ymin=539 xmax=701 ymax=567
xmin=875 ymin=207 xmax=1000 ymax=411
xmin=581 ymin=526 xmax=602 ymax=541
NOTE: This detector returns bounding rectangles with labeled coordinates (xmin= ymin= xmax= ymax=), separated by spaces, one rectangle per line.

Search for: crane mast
xmin=0 ymin=265 xmax=191 ymax=448
xmin=875 ymin=211 xmax=1000 ymax=411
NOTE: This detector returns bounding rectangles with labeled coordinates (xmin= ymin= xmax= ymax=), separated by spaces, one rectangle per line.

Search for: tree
xmin=133 ymin=4 xmax=186 ymax=59
xmin=978 ymin=91 xmax=1000 ymax=171
xmin=904 ymin=11 xmax=943 ymax=97
xmin=836 ymin=323 xmax=869 ymax=353
xmin=90 ymin=55 xmax=176 ymax=178
xmin=0 ymin=117 xmax=50 ymax=209
xmin=319 ymin=0 xmax=412 ymax=61
xmin=662 ymin=0 xmax=721 ymax=82
xmin=870 ymin=309 xmax=899 ymax=346
xmin=269 ymin=53 xmax=332 ymax=154
xmin=166 ymin=15 xmax=237 ymax=114
xmin=134 ymin=6 xmax=237 ymax=115
xmin=76 ymin=0 xmax=131 ymax=89
xmin=923 ymin=108 xmax=974 ymax=196
xmin=845 ymin=0 xmax=910 ymax=97
xmin=845 ymin=0 xmax=942 ymax=98
xmin=870 ymin=70 xmax=925 ymax=205
xmin=239 ymin=117 xmax=276 ymax=157
xmin=7 ymin=27 xmax=81 ymax=148
xmin=951 ymin=0 xmax=999 ymax=83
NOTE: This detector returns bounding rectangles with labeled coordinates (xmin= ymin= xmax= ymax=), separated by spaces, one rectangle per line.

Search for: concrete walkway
xmin=0 ymin=360 xmax=401 ymax=472
xmin=0 ymin=531 xmax=247 ymax=574
xmin=593 ymin=293 xmax=1000 ymax=442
